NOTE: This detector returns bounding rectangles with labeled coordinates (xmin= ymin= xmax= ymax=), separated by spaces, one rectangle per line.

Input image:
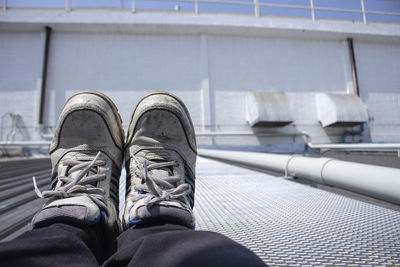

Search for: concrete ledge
xmin=1 ymin=9 xmax=400 ymax=40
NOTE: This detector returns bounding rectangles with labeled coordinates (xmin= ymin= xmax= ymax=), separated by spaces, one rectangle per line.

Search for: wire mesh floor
xmin=193 ymin=157 xmax=400 ymax=266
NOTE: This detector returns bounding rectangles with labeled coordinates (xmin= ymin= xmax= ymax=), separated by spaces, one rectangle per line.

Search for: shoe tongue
xmin=63 ymin=152 xmax=100 ymax=185
xmin=63 ymin=151 xmax=99 ymax=164
xmin=150 ymin=168 xmax=170 ymax=178
xmin=140 ymin=150 xmax=179 ymax=178
xmin=68 ymin=167 xmax=97 ymax=181
xmin=69 ymin=170 xmax=81 ymax=180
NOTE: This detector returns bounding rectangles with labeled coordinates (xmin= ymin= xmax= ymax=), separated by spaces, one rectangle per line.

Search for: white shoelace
xmin=32 ymin=152 xmax=109 ymax=215
xmin=131 ymin=153 xmax=191 ymax=208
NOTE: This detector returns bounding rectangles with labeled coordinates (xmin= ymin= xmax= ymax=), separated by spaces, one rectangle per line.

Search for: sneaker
xmin=32 ymin=92 xmax=125 ymax=236
xmin=123 ymin=92 xmax=197 ymax=229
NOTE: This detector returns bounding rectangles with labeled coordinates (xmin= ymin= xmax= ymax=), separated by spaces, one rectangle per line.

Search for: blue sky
xmin=4 ymin=0 xmax=400 ymax=23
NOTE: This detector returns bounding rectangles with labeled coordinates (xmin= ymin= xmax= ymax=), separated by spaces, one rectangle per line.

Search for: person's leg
xmin=0 ymin=223 xmax=105 ymax=267
xmin=104 ymin=224 xmax=265 ymax=267
xmin=0 ymin=92 xmax=125 ymax=266
xmin=118 ymin=92 xmax=265 ymax=266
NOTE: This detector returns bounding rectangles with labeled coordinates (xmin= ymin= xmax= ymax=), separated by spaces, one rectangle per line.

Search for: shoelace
xmin=32 ymin=152 xmax=109 ymax=216
xmin=131 ymin=153 xmax=191 ymax=208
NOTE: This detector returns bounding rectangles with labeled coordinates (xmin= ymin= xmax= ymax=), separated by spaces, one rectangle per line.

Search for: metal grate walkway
xmin=194 ymin=157 xmax=400 ymax=266
xmin=0 ymin=157 xmax=399 ymax=265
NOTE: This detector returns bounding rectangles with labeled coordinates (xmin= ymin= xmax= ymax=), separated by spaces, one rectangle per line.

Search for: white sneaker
xmin=32 ymin=92 xmax=125 ymax=236
xmin=123 ymin=92 xmax=197 ymax=229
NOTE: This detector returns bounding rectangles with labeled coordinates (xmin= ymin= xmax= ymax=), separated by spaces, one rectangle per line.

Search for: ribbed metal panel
xmin=0 ymin=157 xmax=50 ymax=241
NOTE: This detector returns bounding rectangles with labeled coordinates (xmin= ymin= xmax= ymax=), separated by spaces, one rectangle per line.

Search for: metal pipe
xmin=4 ymin=0 xmax=400 ymax=24
xmin=302 ymin=132 xmax=400 ymax=150
xmin=198 ymin=149 xmax=400 ymax=205
xmin=347 ymin=38 xmax=360 ymax=97
xmin=39 ymin=131 xmax=54 ymax=141
xmin=195 ymin=131 xmax=400 ymax=151
xmin=254 ymin=0 xmax=259 ymax=17
xmin=341 ymin=124 xmax=364 ymax=143
xmin=39 ymin=26 xmax=52 ymax=125
xmin=196 ymin=131 xmax=400 ymax=150
xmin=366 ymin=10 xmax=400 ymax=16
xmin=132 ymin=0 xmax=136 ymax=13
xmin=196 ymin=131 xmax=301 ymax=137
xmin=361 ymin=0 xmax=367 ymax=24
xmin=1 ymin=113 xmax=24 ymax=142
xmin=199 ymin=149 xmax=290 ymax=172
xmin=196 ymin=131 xmax=303 ymax=146
xmin=310 ymin=0 xmax=315 ymax=21
xmin=0 ymin=141 xmax=51 ymax=147
xmin=258 ymin=2 xmax=309 ymax=10
xmin=66 ymin=0 xmax=71 ymax=12
xmin=194 ymin=0 xmax=198 ymax=14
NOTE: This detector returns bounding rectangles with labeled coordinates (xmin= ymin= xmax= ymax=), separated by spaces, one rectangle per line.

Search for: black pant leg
xmin=0 ymin=223 xmax=107 ymax=267
xmin=104 ymin=224 xmax=265 ymax=267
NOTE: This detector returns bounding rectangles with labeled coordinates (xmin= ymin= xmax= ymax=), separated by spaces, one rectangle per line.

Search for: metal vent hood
xmin=246 ymin=91 xmax=293 ymax=127
xmin=316 ymin=93 xmax=368 ymax=127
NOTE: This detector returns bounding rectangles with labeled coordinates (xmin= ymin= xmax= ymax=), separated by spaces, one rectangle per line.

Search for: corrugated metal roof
xmin=0 ymin=157 xmax=50 ymax=242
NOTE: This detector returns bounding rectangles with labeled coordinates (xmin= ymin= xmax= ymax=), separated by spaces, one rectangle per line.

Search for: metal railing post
xmin=254 ymin=0 xmax=260 ymax=17
xmin=195 ymin=0 xmax=198 ymax=14
xmin=361 ymin=0 xmax=367 ymax=24
xmin=132 ymin=0 xmax=136 ymax=13
xmin=310 ymin=0 xmax=315 ymax=21
xmin=2 ymin=0 xmax=399 ymax=25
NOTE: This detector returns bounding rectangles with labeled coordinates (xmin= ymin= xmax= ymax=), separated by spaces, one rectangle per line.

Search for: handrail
xmin=198 ymin=131 xmax=400 ymax=151
xmin=196 ymin=131 xmax=301 ymax=137
xmin=1 ymin=0 xmax=399 ymax=24
xmin=0 ymin=112 xmax=23 ymax=142
xmin=0 ymin=140 xmax=51 ymax=147
xmin=302 ymin=132 xmax=400 ymax=151
xmin=2 ymin=131 xmax=399 ymax=151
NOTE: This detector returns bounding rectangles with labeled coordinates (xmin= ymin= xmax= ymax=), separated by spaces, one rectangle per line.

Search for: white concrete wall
xmin=1 ymin=12 xmax=400 ymax=149
xmin=44 ymin=32 xmax=203 ymax=129
xmin=0 ymin=31 xmax=43 ymax=141
xmin=207 ymin=35 xmax=351 ymax=129
xmin=355 ymin=40 xmax=400 ymax=142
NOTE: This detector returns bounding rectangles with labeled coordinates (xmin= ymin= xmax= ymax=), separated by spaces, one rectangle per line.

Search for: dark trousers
xmin=0 ymin=223 xmax=265 ymax=266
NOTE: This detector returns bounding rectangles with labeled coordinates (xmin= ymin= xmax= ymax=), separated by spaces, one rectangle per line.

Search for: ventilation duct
xmin=316 ymin=93 xmax=368 ymax=127
xmin=246 ymin=91 xmax=293 ymax=127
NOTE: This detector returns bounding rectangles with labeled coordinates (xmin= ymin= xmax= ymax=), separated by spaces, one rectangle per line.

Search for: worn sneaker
xmin=123 ymin=92 xmax=197 ymax=229
xmin=32 ymin=92 xmax=125 ymax=236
